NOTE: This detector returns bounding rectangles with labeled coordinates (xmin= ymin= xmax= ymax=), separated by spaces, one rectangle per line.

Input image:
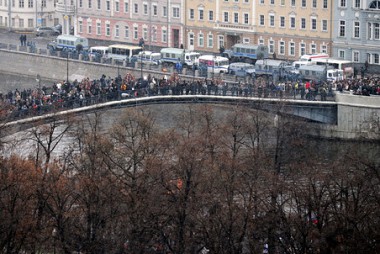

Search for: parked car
xmin=53 ymin=24 xmax=62 ymax=34
xmin=35 ymin=26 xmax=60 ymax=37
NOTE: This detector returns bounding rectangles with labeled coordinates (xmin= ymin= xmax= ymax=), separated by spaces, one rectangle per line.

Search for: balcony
xmin=56 ymin=2 xmax=76 ymax=15
xmin=216 ymin=23 xmax=253 ymax=32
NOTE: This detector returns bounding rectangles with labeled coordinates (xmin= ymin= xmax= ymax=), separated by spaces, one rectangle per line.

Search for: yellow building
xmin=185 ymin=0 xmax=256 ymax=54
xmin=254 ymin=0 xmax=332 ymax=60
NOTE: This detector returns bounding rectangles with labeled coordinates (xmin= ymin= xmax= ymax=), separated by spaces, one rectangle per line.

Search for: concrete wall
xmin=0 ymin=49 xmax=166 ymax=83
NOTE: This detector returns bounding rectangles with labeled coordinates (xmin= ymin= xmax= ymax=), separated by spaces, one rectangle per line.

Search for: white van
xmin=160 ymin=48 xmax=200 ymax=68
xmin=89 ymin=46 xmax=109 ymax=60
xmin=228 ymin=62 xmax=255 ymax=77
xmin=47 ymin=35 xmax=89 ymax=51
xmin=132 ymin=51 xmax=162 ymax=65
xmin=197 ymin=55 xmax=229 ymax=73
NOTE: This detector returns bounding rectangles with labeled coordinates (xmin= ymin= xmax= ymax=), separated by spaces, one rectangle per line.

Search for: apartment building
xmin=185 ymin=0 xmax=255 ymax=54
xmin=332 ymin=0 xmax=380 ymax=65
xmin=0 ymin=0 xmax=60 ymax=31
xmin=254 ymin=0 xmax=332 ymax=61
xmin=76 ymin=0 xmax=184 ymax=49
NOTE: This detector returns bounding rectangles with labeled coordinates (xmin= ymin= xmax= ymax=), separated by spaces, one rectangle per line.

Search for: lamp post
xmin=140 ymin=46 xmax=144 ymax=81
xmin=66 ymin=52 xmax=69 ymax=82
xmin=52 ymin=228 xmax=57 ymax=254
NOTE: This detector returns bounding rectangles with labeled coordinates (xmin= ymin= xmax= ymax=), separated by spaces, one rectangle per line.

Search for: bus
xmin=299 ymin=53 xmax=329 ymax=62
xmin=47 ymin=35 xmax=89 ymax=51
xmin=311 ymin=58 xmax=354 ymax=78
xmin=89 ymin=46 xmax=109 ymax=60
xmin=298 ymin=64 xmax=344 ymax=82
xmin=160 ymin=48 xmax=200 ymax=68
xmin=222 ymin=43 xmax=269 ymax=63
xmin=197 ymin=55 xmax=229 ymax=74
xmin=108 ymin=44 xmax=143 ymax=61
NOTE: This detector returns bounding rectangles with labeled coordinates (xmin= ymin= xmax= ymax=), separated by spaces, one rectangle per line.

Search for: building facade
xmin=0 ymin=0 xmax=60 ymax=31
xmin=332 ymin=0 xmax=380 ymax=65
xmin=76 ymin=0 xmax=184 ymax=49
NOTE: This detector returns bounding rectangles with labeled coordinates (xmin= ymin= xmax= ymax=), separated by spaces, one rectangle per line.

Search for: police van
xmin=47 ymin=35 xmax=89 ymax=51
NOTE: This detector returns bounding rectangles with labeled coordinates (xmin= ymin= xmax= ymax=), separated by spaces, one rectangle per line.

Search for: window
xmin=88 ymin=0 xmax=91 ymax=8
xmin=372 ymin=53 xmax=379 ymax=64
xmin=259 ymin=15 xmax=264 ymax=25
xmin=311 ymin=18 xmax=317 ymax=30
xmin=321 ymin=44 xmax=327 ymax=54
xmin=199 ymin=9 xmax=204 ymax=20
xmin=224 ymin=12 xmax=229 ymax=22
xmin=375 ymin=23 xmax=380 ymax=39
xmin=153 ymin=5 xmax=157 ymax=15
xmin=353 ymin=51 xmax=359 ymax=62
xmin=124 ymin=26 xmax=129 ymax=38
xmin=163 ymin=6 xmax=167 ymax=17
xmin=354 ymin=21 xmax=360 ymax=38
xmin=279 ymin=41 xmax=285 ymax=55
xmin=289 ymin=42 xmax=295 ymax=56
xmin=28 ymin=0 xmax=32 ymax=8
xmin=218 ymin=35 xmax=224 ymax=49
xmin=270 ymin=0 xmax=274 ymax=4
xmin=106 ymin=0 xmax=110 ymax=11
xmin=41 ymin=0 xmax=46 ymax=7
xmin=312 ymin=0 xmax=317 ymax=7
xmin=189 ymin=9 xmax=194 ymax=19
xmin=269 ymin=40 xmax=274 ymax=54
xmin=370 ymin=0 xmax=380 ymax=9
xmin=290 ymin=17 xmax=295 ymax=28
xmin=198 ymin=33 xmax=204 ymax=47
xmin=19 ymin=0 xmax=24 ymax=8
xmin=143 ymin=3 xmax=148 ymax=15
xmin=134 ymin=3 xmax=138 ymax=13
xmin=339 ymin=0 xmax=346 ymax=7
xmin=209 ymin=11 xmax=214 ymax=21
xmin=301 ymin=18 xmax=306 ymax=29
xmin=88 ymin=23 xmax=92 ymax=34
xmin=208 ymin=34 xmax=213 ymax=48
xmin=339 ymin=20 xmax=346 ymax=37
xmin=96 ymin=22 xmax=101 ymax=35
xmin=143 ymin=27 xmax=148 ymax=40
xmin=291 ymin=0 xmax=295 ymax=6
xmin=300 ymin=43 xmax=306 ymax=56
xmin=260 ymin=0 xmax=264 ymax=3
xmin=133 ymin=26 xmax=138 ymax=39
xmin=28 ymin=18 xmax=33 ymax=27
xmin=162 ymin=28 xmax=167 ymax=42
xmin=19 ymin=18 xmax=24 ymax=28
xmin=79 ymin=20 xmax=83 ymax=33
xmin=301 ymin=0 xmax=306 ymax=7
xmin=322 ymin=20 xmax=327 ymax=31
xmin=106 ymin=23 xmax=110 ymax=36
xmin=270 ymin=14 xmax=275 ymax=27
xmin=280 ymin=16 xmax=285 ymax=27
xmin=124 ymin=2 xmax=128 ymax=12
xmin=323 ymin=0 xmax=328 ymax=8
xmin=115 ymin=25 xmax=119 ymax=37
xmin=280 ymin=0 xmax=285 ymax=5
xmin=354 ymin=0 xmax=361 ymax=8
xmin=234 ymin=13 xmax=239 ymax=23
xmin=244 ymin=13 xmax=249 ymax=24
xmin=189 ymin=33 xmax=194 ymax=46
xmin=173 ymin=7 xmax=180 ymax=18
xmin=97 ymin=0 xmax=100 ymax=9
xmin=338 ymin=50 xmax=345 ymax=58
xmin=152 ymin=27 xmax=157 ymax=41
xmin=310 ymin=44 xmax=316 ymax=54
xmin=115 ymin=1 xmax=119 ymax=11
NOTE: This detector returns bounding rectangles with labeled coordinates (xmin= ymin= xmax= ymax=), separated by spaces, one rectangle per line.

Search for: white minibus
xmin=89 ymin=46 xmax=109 ymax=59
xmin=197 ymin=55 xmax=229 ymax=73
xmin=47 ymin=35 xmax=89 ymax=51
xmin=108 ymin=44 xmax=143 ymax=61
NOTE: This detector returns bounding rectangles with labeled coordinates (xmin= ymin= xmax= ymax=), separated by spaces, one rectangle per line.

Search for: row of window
xmin=0 ymin=0 xmax=47 ymax=8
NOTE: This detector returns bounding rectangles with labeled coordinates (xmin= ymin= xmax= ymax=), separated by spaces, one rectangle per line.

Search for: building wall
xmin=255 ymin=0 xmax=332 ymax=61
xmin=332 ymin=0 xmax=380 ymax=66
xmin=76 ymin=0 xmax=184 ymax=49
xmin=0 ymin=0 xmax=59 ymax=31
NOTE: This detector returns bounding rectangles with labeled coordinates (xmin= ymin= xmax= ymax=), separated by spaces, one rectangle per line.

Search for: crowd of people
xmin=1 ymin=71 xmax=378 ymax=120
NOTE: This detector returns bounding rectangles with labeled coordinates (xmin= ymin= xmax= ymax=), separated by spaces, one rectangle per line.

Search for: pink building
xmin=76 ymin=0 xmax=184 ymax=49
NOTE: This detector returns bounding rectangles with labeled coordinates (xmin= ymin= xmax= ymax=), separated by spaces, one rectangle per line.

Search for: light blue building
xmin=332 ymin=0 xmax=380 ymax=67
